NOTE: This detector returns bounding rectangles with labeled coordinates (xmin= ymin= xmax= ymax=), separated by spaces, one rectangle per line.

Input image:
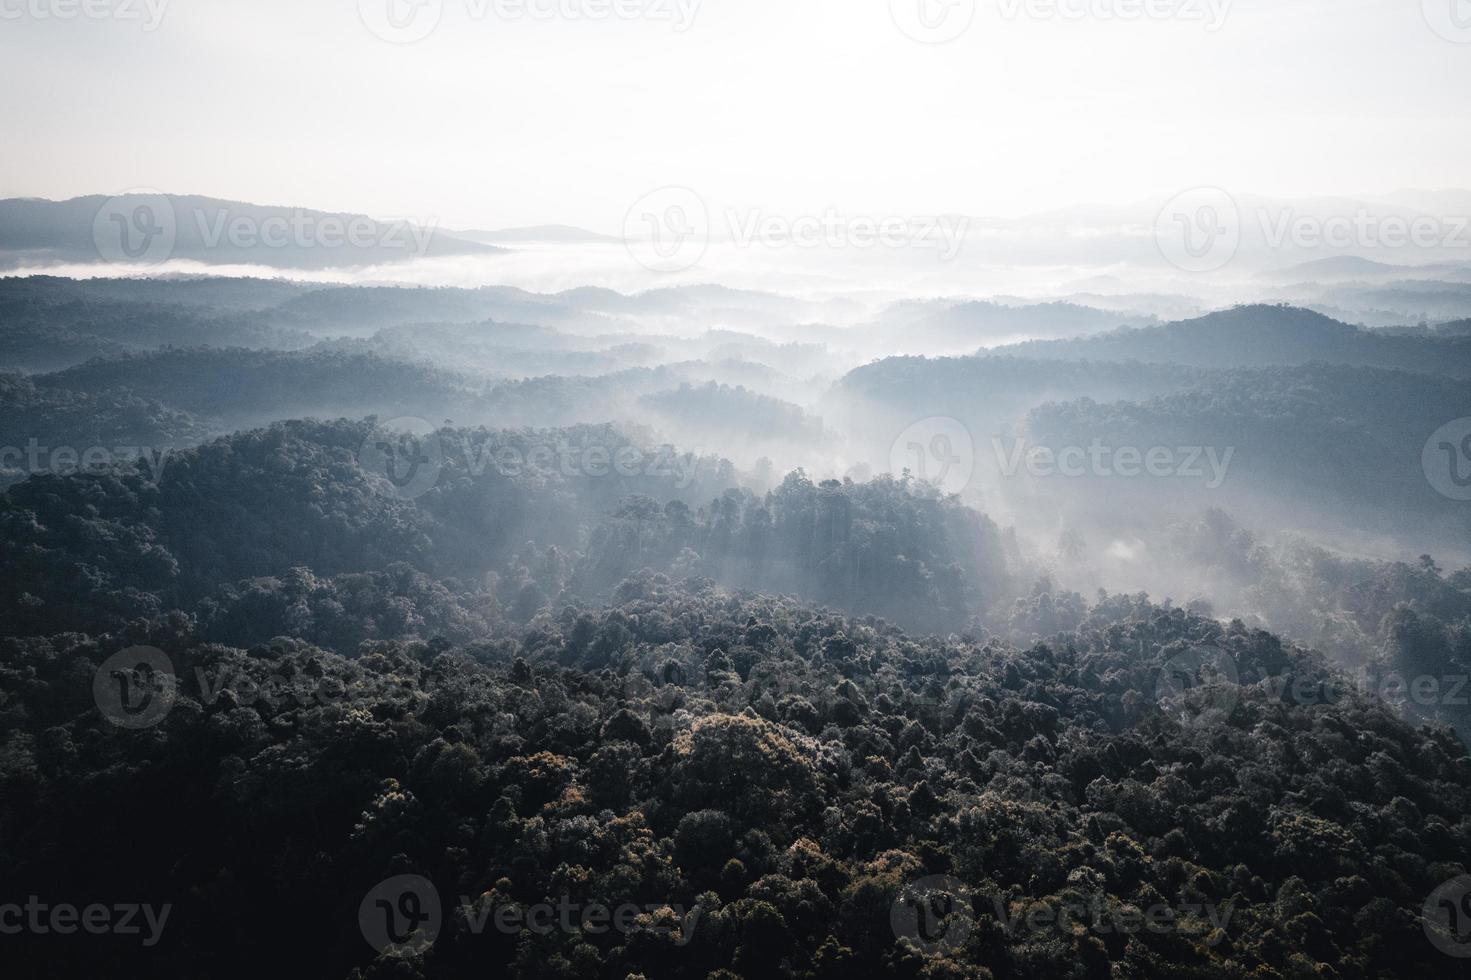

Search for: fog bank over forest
xmin=5 ymin=202 xmax=1470 ymax=649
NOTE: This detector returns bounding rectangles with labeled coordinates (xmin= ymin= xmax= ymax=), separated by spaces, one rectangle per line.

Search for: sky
xmin=2 ymin=0 xmax=1469 ymax=231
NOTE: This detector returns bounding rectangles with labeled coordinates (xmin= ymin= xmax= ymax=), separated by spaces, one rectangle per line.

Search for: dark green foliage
xmin=3 ymin=585 xmax=1470 ymax=978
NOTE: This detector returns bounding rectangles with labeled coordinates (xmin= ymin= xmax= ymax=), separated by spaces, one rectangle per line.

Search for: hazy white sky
xmin=2 ymin=0 xmax=1469 ymax=230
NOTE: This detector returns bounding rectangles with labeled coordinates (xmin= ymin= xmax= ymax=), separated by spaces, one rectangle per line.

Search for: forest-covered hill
xmin=991 ymin=305 xmax=1471 ymax=376
xmin=5 ymin=573 xmax=1471 ymax=978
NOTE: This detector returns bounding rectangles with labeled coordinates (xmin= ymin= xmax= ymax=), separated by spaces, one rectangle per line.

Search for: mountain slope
xmin=991 ymin=304 xmax=1471 ymax=376
xmin=0 ymin=195 xmax=504 ymax=269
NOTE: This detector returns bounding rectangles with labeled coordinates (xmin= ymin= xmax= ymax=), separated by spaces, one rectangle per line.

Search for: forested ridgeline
xmin=991 ymin=305 xmax=1471 ymax=377
xmin=4 ymin=344 xmax=828 ymax=462
xmin=827 ymin=353 xmax=1471 ymax=549
xmin=0 ymin=418 xmax=1006 ymax=638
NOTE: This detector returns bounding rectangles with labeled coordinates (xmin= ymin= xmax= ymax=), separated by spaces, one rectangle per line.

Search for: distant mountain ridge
xmin=0 ymin=194 xmax=504 ymax=270
xmin=1260 ymin=255 xmax=1471 ymax=283
xmin=988 ymin=303 xmax=1471 ymax=376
